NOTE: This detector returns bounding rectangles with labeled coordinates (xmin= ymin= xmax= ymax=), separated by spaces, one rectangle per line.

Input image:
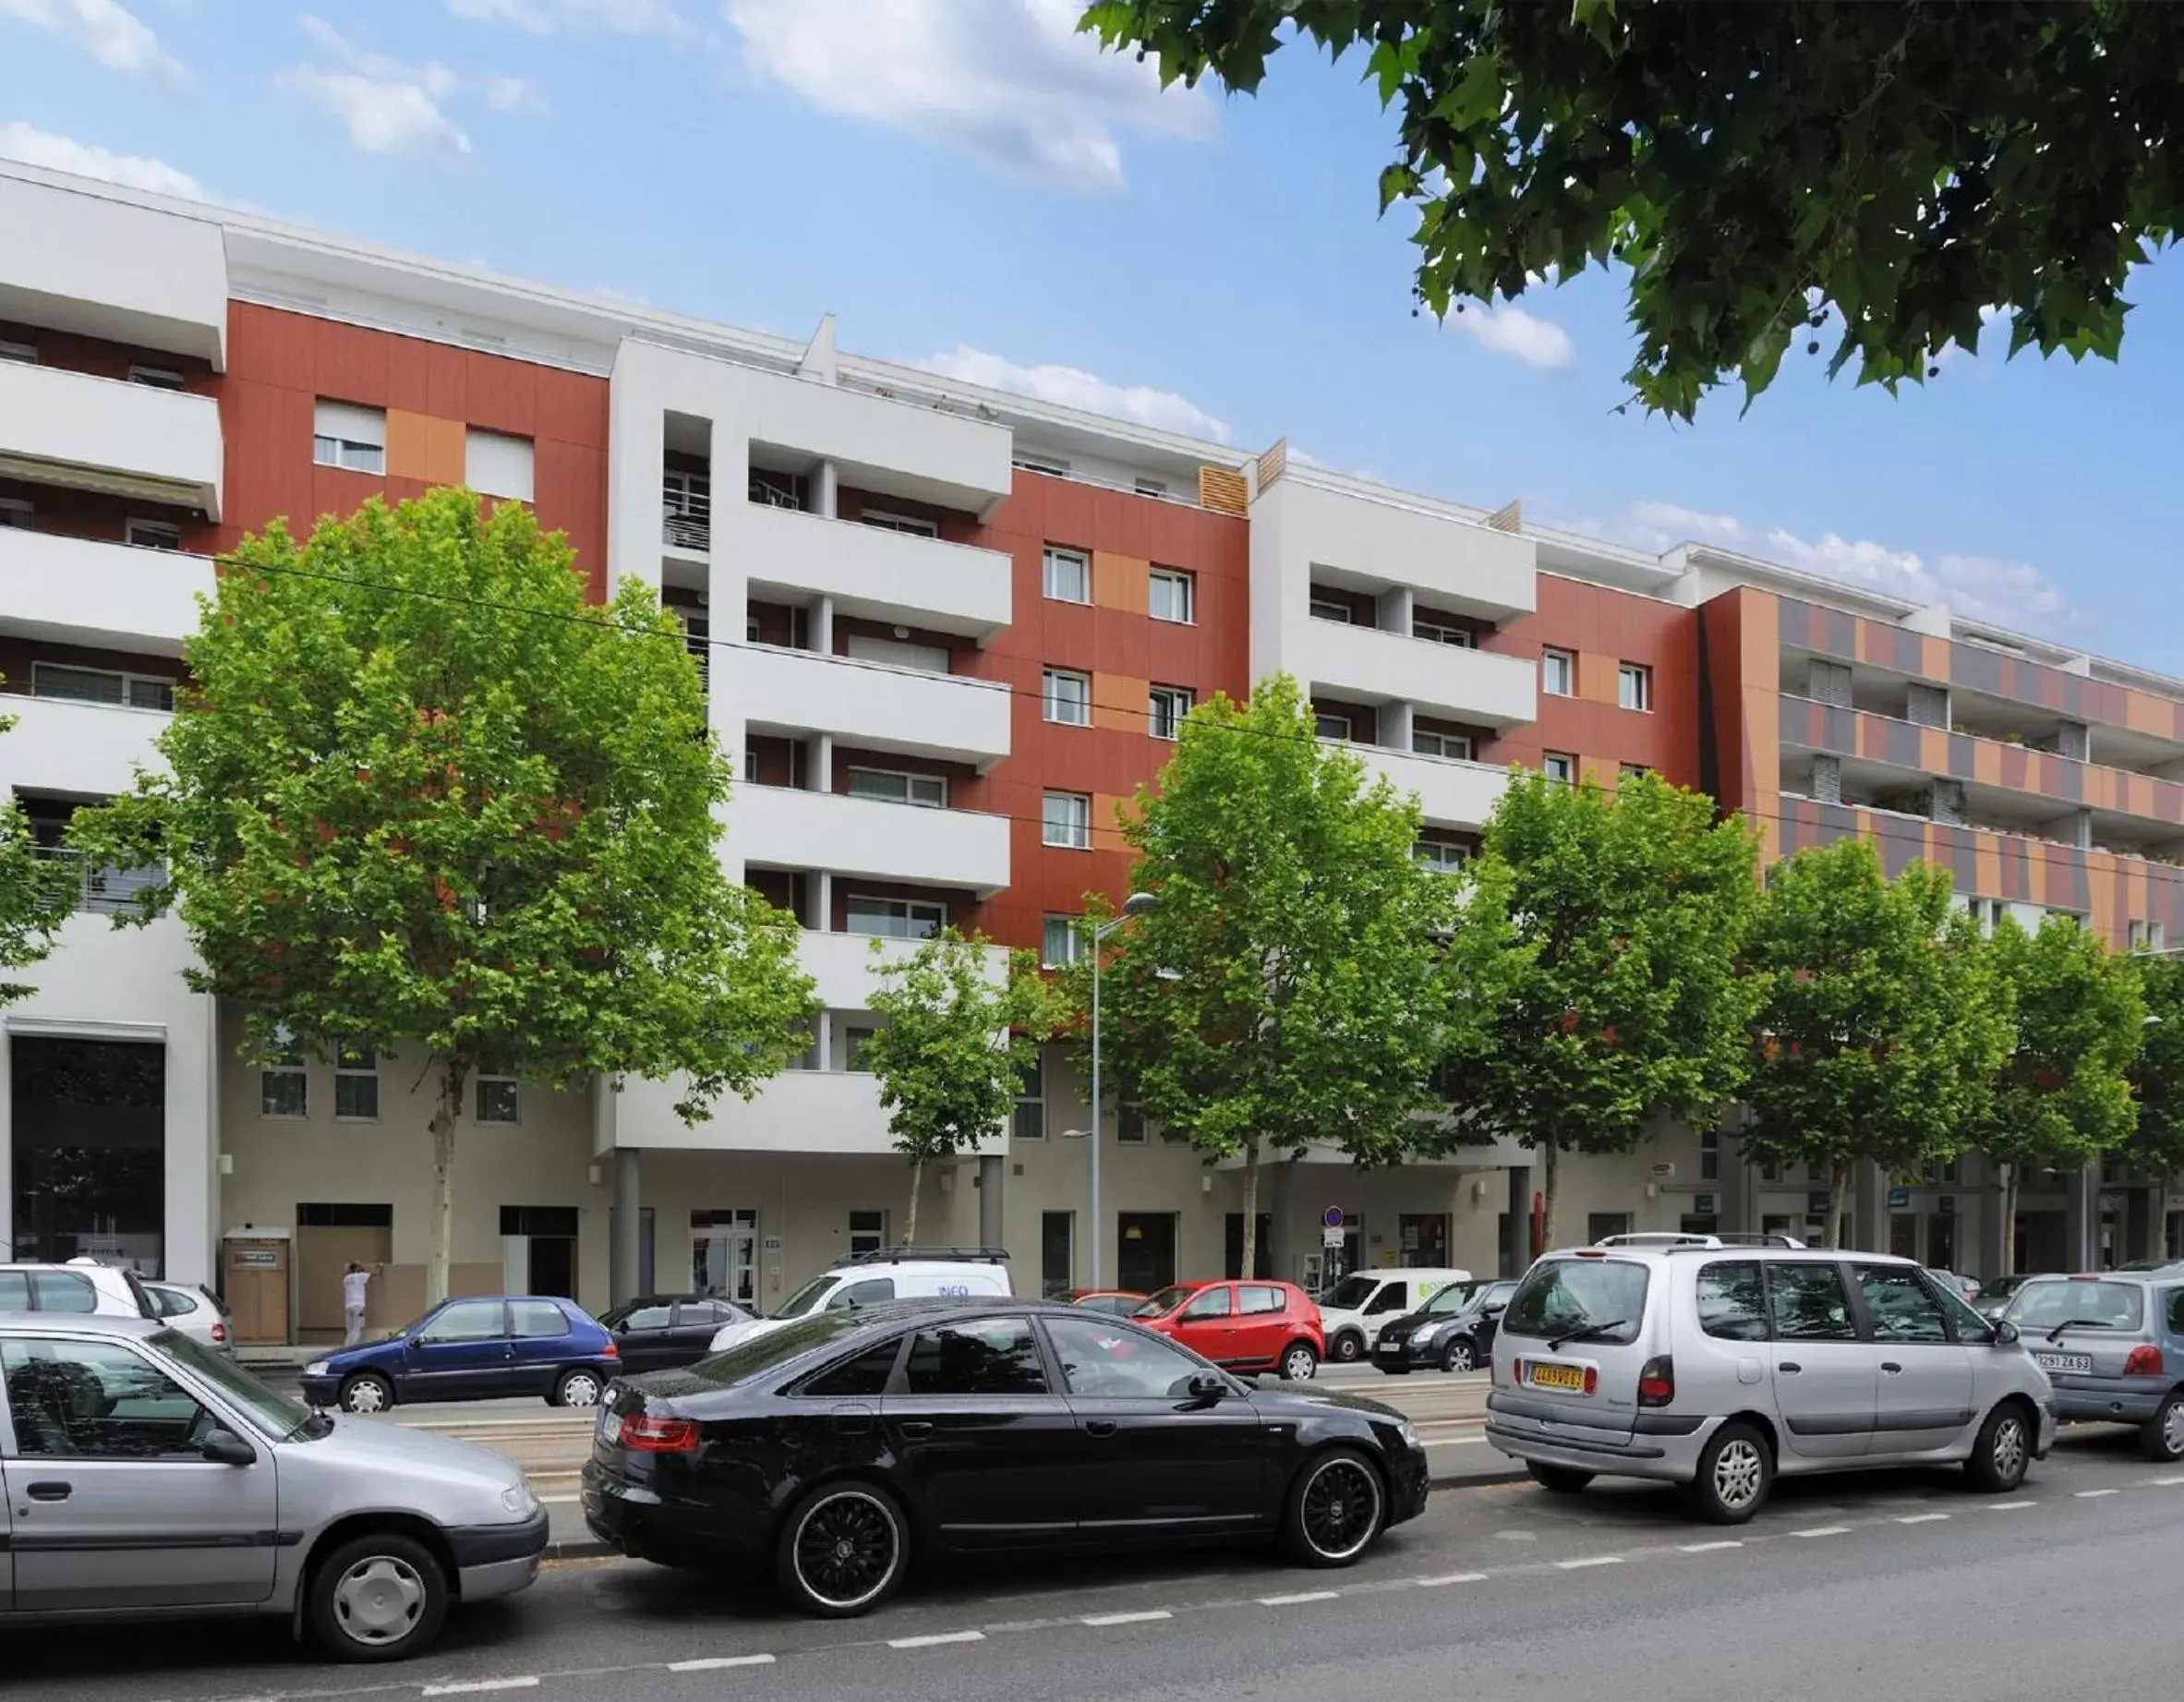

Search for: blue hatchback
xmin=299 ymin=1294 xmax=620 ymax=1414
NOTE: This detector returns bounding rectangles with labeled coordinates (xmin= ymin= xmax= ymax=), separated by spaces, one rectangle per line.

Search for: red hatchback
xmin=1134 ymin=1279 xmax=1324 ymax=1382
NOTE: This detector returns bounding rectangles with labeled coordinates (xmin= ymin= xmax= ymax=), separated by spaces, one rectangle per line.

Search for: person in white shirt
xmin=342 ymin=1262 xmax=373 ymax=1346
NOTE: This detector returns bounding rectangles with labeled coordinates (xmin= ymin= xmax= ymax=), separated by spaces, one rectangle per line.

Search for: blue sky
xmin=6 ymin=0 xmax=2182 ymax=670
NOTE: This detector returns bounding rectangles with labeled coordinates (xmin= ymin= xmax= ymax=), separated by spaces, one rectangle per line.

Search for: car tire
xmin=337 ymin=1372 xmax=395 ymax=1416
xmin=552 ymin=1368 xmax=605 ymax=1408
xmin=308 ymin=1530 xmax=450 ymax=1662
xmin=1526 ymin=1461 xmax=1594 ymax=1496
xmin=1684 ymin=1421 xmax=1773 ymax=1524
xmin=1965 ymin=1400 xmax=2033 ymax=1493
xmin=1331 ymin=1331 xmax=1364 ymax=1364
xmin=1281 ymin=1447 xmax=1387 ymax=1567
xmin=1440 ymin=1337 xmax=1478 ymax=1374
xmin=776 ymin=1481 xmax=909 ymax=1618
xmin=1280 ymin=1341 xmax=1321 ymax=1382
xmin=2141 ymin=1391 xmax=2184 ymax=1463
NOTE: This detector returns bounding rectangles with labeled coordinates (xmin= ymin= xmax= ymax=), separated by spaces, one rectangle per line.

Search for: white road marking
xmin=2075 ymin=1488 xmax=2120 ymax=1499
xmin=1792 ymin=1526 xmax=1850 ymax=1539
xmin=1082 ymin=1610 xmax=1174 ymax=1627
xmin=1423 ymin=1435 xmax=1488 ymax=1448
xmin=1679 ymin=1540 xmax=1743 ymax=1552
xmin=888 ymin=1631 xmax=986 ymax=1649
xmin=1986 ymin=1501 xmax=2036 ymax=1512
xmin=1897 ymin=1513 xmax=1950 ymax=1525
xmin=667 ymin=1654 xmax=778 ymax=1672
xmin=1257 ymin=1589 xmax=1341 ymax=1606
xmin=2155 ymin=1475 xmax=2184 ymax=1486
xmin=1554 ymin=1555 xmax=1623 ymax=1571
xmin=1414 ymin=1571 xmax=1489 ymax=1587
xmin=423 ymin=1682 xmax=540 ymax=1697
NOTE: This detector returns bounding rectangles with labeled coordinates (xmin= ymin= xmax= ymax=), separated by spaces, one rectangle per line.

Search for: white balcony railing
xmin=1344 ymin=741 xmax=1511 ymax=831
xmin=0 ymin=691 xmax=168 ymax=797
xmin=741 ymin=503 xmax=1011 ymax=641
xmin=1308 ymin=621 xmax=1537 ymax=729
xmin=735 ymin=784 xmax=1011 ymax=894
xmin=0 ymin=526 xmax=214 ymax=649
xmin=739 ymin=645 xmax=1010 ymax=767
xmin=0 ymin=362 xmax=223 ymax=516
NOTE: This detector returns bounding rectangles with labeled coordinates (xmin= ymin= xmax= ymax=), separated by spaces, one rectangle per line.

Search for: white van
xmin=1318 ymin=1267 xmax=1471 ymax=1363
xmin=708 ymin=1248 xmax=1014 ymax=1353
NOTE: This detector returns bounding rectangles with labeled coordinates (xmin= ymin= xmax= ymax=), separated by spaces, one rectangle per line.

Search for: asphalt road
xmin=6 ymin=1424 xmax=2178 ymax=1702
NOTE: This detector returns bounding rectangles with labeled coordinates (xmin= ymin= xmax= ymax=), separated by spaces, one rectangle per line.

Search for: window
xmin=32 ymin=1271 xmax=97 ymax=1312
xmin=1969 ymin=898 xmax=2008 ymax=936
xmin=1241 ymin=1285 xmax=1286 ymax=1316
xmin=622 ymin=1303 xmax=674 ymax=1331
xmin=797 ymin=1337 xmax=904 ymax=1398
xmin=1541 ymin=648 xmax=1575 ymax=696
xmin=1116 ymin=1103 xmax=1150 ymax=1144
xmin=313 ymin=400 xmax=386 ymax=473
xmin=511 ymin=1300 xmax=573 ymax=1338
xmin=1179 ymin=1286 xmax=1233 ymax=1322
xmin=1696 ymin=1261 xmax=1768 ymax=1341
xmin=2131 ymin=919 xmax=2166 ymax=953
xmin=2167 ymin=1289 xmax=2184 ymax=1337
xmin=842 ymin=1027 xmax=877 ymax=1071
xmin=1014 ymin=451 xmax=1070 ymax=477
xmin=849 ymin=1210 xmax=887 ymax=1260
xmin=127 ymin=365 xmax=186 ymax=390
xmin=1149 ymin=685 xmax=1193 ymax=741
xmin=419 ymin=1299 xmax=507 ymax=1343
xmin=1618 ymin=663 xmax=1653 ymax=712
xmin=742 ymin=747 xmax=758 ymax=784
xmin=846 ymin=634 xmax=950 ymax=673
xmin=1309 ymin=597 xmax=1354 ymax=623
xmin=1315 ymin=711 xmax=1353 ymax=742
xmin=826 ymin=1277 xmax=895 ymax=1310
xmin=125 ymin=517 xmax=182 ymax=551
xmin=261 ymin=1041 xmax=307 ymax=1118
xmin=748 ymin=467 xmax=806 ymax=511
xmin=1047 ymin=1313 xmax=1203 ymax=1399
xmin=1542 ymin=753 xmax=1575 ymax=784
xmin=1041 ymin=1211 xmax=1075 ymax=1298
xmin=1765 ymin=1261 xmax=1857 ymax=1341
xmin=848 ymin=767 xmax=947 ymax=809
xmin=0 ymin=338 xmax=35 ymax=364
xmin=1699 ymin=1127 xmax=1719 ymax=1183
xmin=846 ymin=895 xmax=946 ymax=939
xmin=1415 ymin=839 xmax=1468 ymax=873
xmin=1014 ymin=1055 xmax=1045 ymax=1141
xmin=1619 ymin=763 xmax=1650 ymax=783
xmin=1587 ymin=1213 xmax=1634 ymax=1243
xmin=476 ymin=1059 xmax=520 ymax=1125
xmin=1 ymin=1340 xmax=213 ymax=1459
xmin=663 ymin=466 xmax=710 ymax=549
xmin=1365 ymin=1282 xmax=1408 ymax=1315
xmin=1041 ymin=915 xmax=1081 ymax=970
xmin=1414 ymin=729 xmax=1472 ymax=761
xmin=902 ymin=1318 xmax=1047 ymax=1395
xmin=31 ymin=662 xmax=175 ymax=712
xmin=1042 ymin=791 xmax=1092 ymax=850
xmin=1414 ymin=618 xmax=1476 ymax=647
xmin=1043 ymin=547 xmax=1091 ymax=604
xmin=1502 ymin=1258 xmax=1648 ymax=1346
xmin=333 ymin=1045 xmax=379 ymax=1120
xmin=1043 ymin=667 xmax=1092 ymax=726
xmin=2003 ymin=1279 xmax=2143 ymax=1332
xmin=1134 ymin=477 xmax=1168 ymax=500
xmin=1852 ymin=1265 xmax=1950 ymax=1343
xmin=861 ymin=510 xmax=938 ymax=537
xmin=1150 ymin=568 xmax=1195 ymax=624
xmin=0 ymin=497 xmax=30 ymax=529
xmin=465 ymin=429 xmax=535 ymax=501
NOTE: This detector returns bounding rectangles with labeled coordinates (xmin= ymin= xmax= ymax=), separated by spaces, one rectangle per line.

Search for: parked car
xmin=1486 ymin=1243 xmax=2055 ymax=1523
xmin=1998 ymin=1273 xmax=2184 ymax=1459
xmin=0 ymin=1259 xmax=159 ymax=1319
xmin=600 ymin=1294 xmax=754 ymax=1373
xmin=1374 ymin=1278 xmax=1517 ymax=1374
xmin=299 ymin=1294 xmax=619 ymax=1413
xmin=582 ymin=1298 xmax=1429 ymax=1615
xmin=0 ymin=1312 xmax=545 ymax=1660
xmin=1066 ymin=1289 xmax=1146 ymax=1318
xmin=708 ymin=1248 xmax=1015 ymax=1354
xmin=144 ymin=1278 xmax=234 ymax=1355
xmin=1133 ymin=1278 xmax=1324 ymax=1381
xmin=1315 ymin=1268 xmax=1471 ymax=1363
xmin=1973 ymin=1273 xmax=2038 ymax=1319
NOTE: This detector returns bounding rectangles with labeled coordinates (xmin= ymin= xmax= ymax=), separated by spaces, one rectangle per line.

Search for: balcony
xmin=26 ymin=845 xmax=164 ymax=916
xmin=797 ymin=927 xmax=1010 ymax=1009
xmin=609 ymin=1068 xmax=910 ymax=1156
xmin=1255 ymin=477 xmax=1537 ymax=622
xmin=1344 ymin=742 xmax=1511 ymax=830
xmin=0 ymin=691 xmax=167 ymax=796
xmin=0 ymin=362 xmax=222 ymax=516
xmin=741 ymin=503 xmax=1011 ymax=641
xmin=0 ymin=528 xmax=213 ymax=650
xmin=735 ymin=785 xmax=1011 ymax=894
xmin=739 ymin=644 xmax=1010 ymax=767
xmin=1306 ymin=621 xmax=1537 ymax=729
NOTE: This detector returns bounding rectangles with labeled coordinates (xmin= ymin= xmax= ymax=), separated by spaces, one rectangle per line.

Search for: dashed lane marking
xmin=1082 ymin=1610 xmax=1174 ymax=1627
xmin=1414 ymin=1571 xmax=1489 ymax=1587
xmin=1257 ymin=1589 xmax=1341 ymax=1606
xmin=1897 ymin=1513 xmax=1950 ymax=1525
xmin=887 ymin=1630 xmax=986 ymax=1649
xmin=422 ymin=1682 xmax=541 ymax=1697
xmin=2154 ymin=1474 xmax=2184 ymax=1486
xmin=2075 ymin=1489 xmax=2120 ymax=1499
xmin=1986 ymin=1501 xmax=2037 ymax=1512
xmin=1553 ymin=1556 xmax=1623 ymax=1571
xmin=667 ymin=1654 xmax=778 ymax=1672
xmin=1678 ymin=1540 xmax=1743 ymax=1552
xmin=1792 ymin=1526 xmax=1850 ymax=1539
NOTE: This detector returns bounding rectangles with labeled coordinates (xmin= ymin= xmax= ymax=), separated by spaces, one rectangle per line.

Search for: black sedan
xmin=598 ymin=1295 xmax=754 ymax=1373
xmin=581 ymin=1298 xmax=1430 ymax=1616
xmin=1372 ymin=1278 xmax=1516 ymax=1374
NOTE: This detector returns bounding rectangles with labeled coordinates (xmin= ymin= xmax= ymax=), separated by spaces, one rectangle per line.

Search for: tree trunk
xmin=427 ymin=1059 xmax=467 ymax=1308
xmin=902 ymin=1156 xmax=923 ymax=1248
xmin=1539 ymin=1134 xmax=1560 ymax=1253
xmin=2000 ymin=1164 xmax=2018 ymax=1276
xmin=1824 ymin=1161 xmax=1853 ymax=1250
xmin=1240 ymin=1137 xmax=1261 ymax=1278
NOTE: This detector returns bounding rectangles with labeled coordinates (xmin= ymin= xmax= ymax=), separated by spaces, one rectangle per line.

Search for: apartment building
xmin=2 ymin=161 xmax=2178 ymax=1340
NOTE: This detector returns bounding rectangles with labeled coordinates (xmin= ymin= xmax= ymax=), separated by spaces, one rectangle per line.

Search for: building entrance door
xmin=693 ymin=1209 xmax=758 ymax=1306
xmin=1116 ymin=1213 xmax=1176 ymax=1295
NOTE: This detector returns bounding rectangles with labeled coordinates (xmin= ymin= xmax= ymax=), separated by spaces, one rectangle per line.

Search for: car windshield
xmin=1502 ymin=1259 xmax=1649 ymax=1346
xmin=1421 ymin=1281 xmax=1484 ymax=1316
xmin=1134 ymin=1286 xmax=1197 ymax=1319
xmin=1321 ymin=1275 xmax=1382 ymax=1310
xmin=160 ymin=1329 xmax=315 ymax=1439
xmin=2004 ymin=1279 xmax=2144 ymax=1332
xmin=770 ymin=1274 xmax=839 ymax=1321
xmin=685 ymin=1312 xmax=867 ymax=1385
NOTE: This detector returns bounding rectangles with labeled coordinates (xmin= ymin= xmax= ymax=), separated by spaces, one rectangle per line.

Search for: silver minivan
xmin=1486 ymin=1245 xmax=2057 ymax=1522
xmin=0 ymin=1314 xmax=548 ymax=1660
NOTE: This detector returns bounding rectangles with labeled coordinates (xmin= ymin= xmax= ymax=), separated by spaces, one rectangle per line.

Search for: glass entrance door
xmin=692 ymin=1209 xmax=757 ymax=1306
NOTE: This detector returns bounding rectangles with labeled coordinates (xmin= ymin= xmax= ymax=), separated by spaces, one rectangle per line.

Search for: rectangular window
xmin=1309 ymin=597 xmax=1354 ymax=624
xmin=1014 ymin=1055 xmax=1045 ymax=1141
xmin=31 ymin=663 xmax=175 ymax=711
xmin=127 ymin=365 xmax=187 ymax=390
xmin=1700 ymin=1126 xmax=1719 ymax=1182
xmin=1415 ymin=839 xmax=1468 ymax=873
xmin=1149 ymin=684 xmax=1193 ymax=741
xmin=842 ymin=1027 xmax=877 ymax=1071
xmin=861 ymin=510 xmax=938 ymax=537
xmin=1413 ymin=729 xmax=1472 ymax=761
xmin=333 ymin=1045 xmax=380 ymax=1121
xmin=845 ymin=895 xmax=947 ymax=939
xmin=748 ymin=466 xmax=806 ymax=511
xmin=465 ymin=429 xmax=535 ymax=501
xmin=1696 ymin=1261 xmax=1768 ymax=1341
xmin=849 ymin=1210 xmax=887 ymax=1259
xmin=663 ymin=467 xmax=711 ymax=549
xmin=1149 ymin=568 xmax=1195 ymax=624
xmin=1042 ymin=791 xmax=1092 ymax=850
xmin=1618 ymin=663 xmax=1653 ymax=712
xmin=475 ymin=1059 xmax=520 ymax=1126
xmin=1315 ymin=711 xmax=1352 ymax=742
xmin=1542 ymin=752 xmax=1575 ymax=784
xmin=1041 ymin=915 xmax=1081 ymax=970
xmin=0 ymin=497 xmax=30 ymax=529
xmin=1619 ymin=762 xmax=1650 ymax=783
xmin=904 ymin=1319 xmax=1047 ymax=1395
xmin=845 ymin=634 xmax=950 ymax=673
xmin=2131 ymin=919 xmax=2166 ymax=953
xmin=1765 ymin=1261 xmax=1857 ymax=1340
xmin=1043 ymin=546 xmax=1091 ymax=604
xmin=1541 ymin=648 xmax=1575 ymax=696
xmin=1133 ymin=476 xmax=1168 ymax=500
xmin=1413 ymin=618 xmax=1476 ymax=648
xmin=847 ymin=767 xmax=947 ymax=808
xmin=312 ymin=400 xmax=386 ymax=473
xmin=1041 ymin=1210 xmax=1074 ymax=1298
xmin=125 ymin=517 xmax=183 ymax=551
xmin=0 ymin=339 xmax=36 ymax=364
xmin=742 ymin=746 xmax=757 ymax=784
xmin=261 ymin=1042 xmax=307 ymax=1119
xmin=1014 ymin=452 xmax=1070 ymax=477
xmin=1043 ymin=667 xmax=1092 ymax=727
xmin=1116 ymin=1103 xmax=1150 ymax=1144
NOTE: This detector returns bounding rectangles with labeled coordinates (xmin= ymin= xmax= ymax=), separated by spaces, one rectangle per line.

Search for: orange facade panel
xmin=1092 ymin=551 xmax=1149 ymax=615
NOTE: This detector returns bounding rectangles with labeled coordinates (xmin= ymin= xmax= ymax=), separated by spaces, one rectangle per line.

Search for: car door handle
xmin=1778 ymin=1362 xmax=1802 ymax=1374
xmin=896 ymin=1419 xmax=934 ymax=1439
xmin=26 ymin=1481 xmax=71 ymax=1502
xmin=1881 ymin=1361 xmax=1904 ymax=1374
xmin=1084 ymin=1419 xmax=1117 ymax=1438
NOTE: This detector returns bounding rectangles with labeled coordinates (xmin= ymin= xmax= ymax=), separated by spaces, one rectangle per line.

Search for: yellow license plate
xmin=1527 ymin=1361 xmax=1586 ymax=1392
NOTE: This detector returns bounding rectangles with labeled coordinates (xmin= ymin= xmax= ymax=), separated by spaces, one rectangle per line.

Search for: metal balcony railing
xmin=30 ymin=844 xmax=164 ymax=914
xmin=662 ymin=472 xmax=711 ymax=551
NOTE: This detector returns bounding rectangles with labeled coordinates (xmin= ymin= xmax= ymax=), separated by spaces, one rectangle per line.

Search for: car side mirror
xmin=1187 ymin=1371 xmax=1229 ymax=1401
xmin=200 ymin=1428 xmax=256 ymax=1466
xmin=1992 ymin=1320 xmax=2020 ymax=1346
xmin=1482 ymin=1303 xmax=1506 ymax=1317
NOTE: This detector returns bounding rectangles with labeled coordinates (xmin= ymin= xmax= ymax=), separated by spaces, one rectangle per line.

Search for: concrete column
xmin=1375 ymin=585 xmax=1413 ymax=635
xmin=814 ymin=460 xmax=839 ymax=520
xmin=1502 ymin=1165 xmax=1532 ymax=1277
xmin=1267 ymin=1157 xmax=1296 ymax=1282
xmin=1979 ymin=1179 xmax=2009 ymax=1277
xmin=977 ymin=1154 xmax=1004 ymax=1251
xmin=2064 ymin=1167 xmax=2097 ymax=1271
xmin=611 ymin=1148 xmax=643 ymax=1305
xmin=1379 ymin=700 xmax=1415 ymax=754
xmin=1852 ymin=1160 xmax=1888 ymax=1251
xmin=814 ymin=870 xmax=832 ymax=933
xmin=814 ymin=593 xmax=836 ymax=656
xmin=812 ymin=732 xmax=833 ymax=792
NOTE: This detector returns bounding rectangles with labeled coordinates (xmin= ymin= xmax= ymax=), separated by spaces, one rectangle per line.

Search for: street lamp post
xmin=1083 ymin=891 xmax=1157 ymax=1290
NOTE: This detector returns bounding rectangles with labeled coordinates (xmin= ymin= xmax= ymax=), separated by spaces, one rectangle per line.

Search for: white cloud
xmin=281 ymin=16 xmax=546 ymax=159
xmin=482 ymin=74 xmax=546 ymax=112
xmin=722 ymin=0 xmax=1213 ymax=193
xmin=0 ymin=0 xmax=187 ymax=84
xmin=448 ymin=0 xmax=686 ymax=31
xmin=917 ymin=344 xmax=1231 ymax=441
xmin=0 ymin=119 xmax=203 ymax=197
xmin=1448 ymin=301 xmax=1576 ymax=371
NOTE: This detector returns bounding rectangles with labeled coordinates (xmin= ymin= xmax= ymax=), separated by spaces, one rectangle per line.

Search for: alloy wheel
xmin=1992 ymin=1414 xmax=2027 ymax=1482
xmin=1298 ymin=1456 xmax=1382 ymax=1562
xmin=793 ymin=1491 xmax=899 ymax=1612
xmin=1712 ymin=1437 xmax=1765 ymax=1513
xmin=1442 ymin=1339 xmax=1475 ymax=1373
xmin=2165 ymin=1401 xmax=2184 ymax=1459
xmin=332 ymin=1555 xmax=426 ymax=1648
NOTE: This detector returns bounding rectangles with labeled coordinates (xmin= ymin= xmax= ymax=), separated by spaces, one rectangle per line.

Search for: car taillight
xmin=1583 ymin=1365 xmax=1599 ymax=1395
xmin=2125 ymin=1345 xmax=2165 ymax=1377
xmin=620 ymin=1414 xmax=699 ymax=1453
xmin=1636 ymin=1355 xmax=1675 ymax=1407
xmin=600 ymin=1340 xmax=619 ymax=1358
xmin=211 ymin=1322 xmax=228 ymax=1344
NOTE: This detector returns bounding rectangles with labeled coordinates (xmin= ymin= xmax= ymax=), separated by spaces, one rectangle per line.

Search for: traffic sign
xmin=1322 ymin=1206 xmax=1345 ymax=1229
xmin=1321 ymin=1225 xmax=1345 ymax=1248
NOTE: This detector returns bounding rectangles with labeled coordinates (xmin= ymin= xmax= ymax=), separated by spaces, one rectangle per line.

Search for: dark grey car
xmin=1374 ymin=1280 xmax=1516 ymax=1373
xmin=2000 ymin=1274 xmax=2184 ymax=1460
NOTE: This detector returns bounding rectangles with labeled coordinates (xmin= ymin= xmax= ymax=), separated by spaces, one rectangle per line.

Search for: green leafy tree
xmin=1737 ymin=841 xmax=2010 ymax=1248
xmin=863 ymin=930 xmax=1065 ymax=1246
xmin=1976 ymin=914 xmax=2145 ymax=1273
xmin=1082 ymin=1 xmax=2182 ymax=416
xmin=69 ymin=489 xmax=816 ymax=1302
xmin=1085 ymin=674 xmax=1465 ymax=1279
xmin=0 ymin=680 xmax=79 ymax=1005
xmin=1442 ymin=769 xmax=1760 ymax=1249
xmin=2126 ymin=953 xmax=2184 ymax=1188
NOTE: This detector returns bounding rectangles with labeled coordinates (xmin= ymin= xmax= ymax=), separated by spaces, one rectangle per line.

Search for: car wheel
xmin=1439 ymin=1337 xmax=1477 ymax=1374
xmin=309 ymin=1531 xmax=449 ymax=1662
xmin=1281 ymin=1341 xmax=1321 ymax=1382
xmin=2141 ymin=1391 xmax=2184 ymax=1463
xmin=338 ymin=1372 xmax=394 ymax=1416
xmin=1966 ymin=1401 xmax=2033 ymax=1492
xmin=1331 ymin=1331 xmax=1363 ymax=1363
xmin=1281 ymin=1448 xmax=1386 ymax=1567
xmin=553 ymin=1368 xmax=604 ymax=1408
xmin=1526 ymin=1461 xmax=1594 ymax=1495
xmin=776 ymin=1482 xmax=908 ymax=1618
xmin=1684 ymin=1421 xmax=1773 ymax=1524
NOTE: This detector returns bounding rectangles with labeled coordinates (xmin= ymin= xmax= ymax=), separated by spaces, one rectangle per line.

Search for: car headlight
xmin=304 ymin=1360 xmax=331 ymax=1377
xmin=500 ymin=1481 xmax=538 ymax=1517
xmin=1397 ymin=1419 xmax=1422 ymax=1451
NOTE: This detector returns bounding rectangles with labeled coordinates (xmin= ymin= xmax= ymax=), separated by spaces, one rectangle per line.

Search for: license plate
xmin=597 ymin=1411 xmax=623 ymax=1445
xmin=1526 ymin=1360 xmax=1587 ymax=1392
xmin=2035 ymin=1352 xmax=2094 ymax=1374
xmin=1378 ymin=1339 xmax=1403 ymax=1354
